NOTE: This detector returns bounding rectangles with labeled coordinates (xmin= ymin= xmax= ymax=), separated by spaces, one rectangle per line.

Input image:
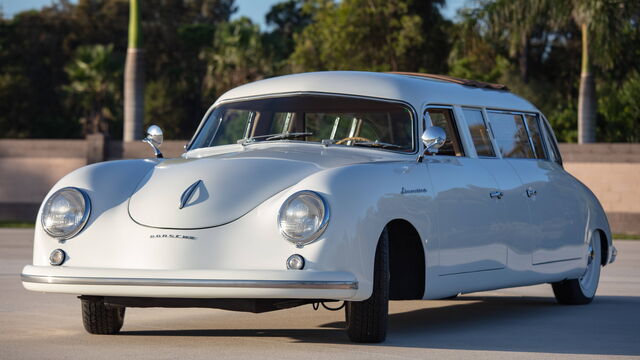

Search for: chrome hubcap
xmin=579 ymin=235 xmax=600 ymax=296
xmin=586 ymin=244 xmax=594 ymax=266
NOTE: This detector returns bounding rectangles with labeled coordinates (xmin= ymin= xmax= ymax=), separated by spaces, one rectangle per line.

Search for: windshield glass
xmin=189 ymin=95 xmax=415 ymax=152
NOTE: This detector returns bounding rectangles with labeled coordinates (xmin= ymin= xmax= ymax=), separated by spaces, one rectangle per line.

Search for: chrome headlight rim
xmin=41 ymin=187 xmax=91 ymax=240
xmin=277 ymin=190 xmax=330 ymax=247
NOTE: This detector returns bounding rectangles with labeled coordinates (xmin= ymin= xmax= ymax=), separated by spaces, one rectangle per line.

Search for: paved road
xmin=1 ymin=229 xmax=639 ymax=360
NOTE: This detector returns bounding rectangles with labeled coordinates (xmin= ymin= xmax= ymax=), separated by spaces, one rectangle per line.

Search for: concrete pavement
xmin=1 ymin=228 xmax=639 ymax=359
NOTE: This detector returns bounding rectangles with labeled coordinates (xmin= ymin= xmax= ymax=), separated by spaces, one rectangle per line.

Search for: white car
xmin=22 ymin=71 xmax=616 ymax=343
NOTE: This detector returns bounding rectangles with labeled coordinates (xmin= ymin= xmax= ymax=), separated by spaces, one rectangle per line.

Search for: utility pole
xmin=123 ymin=0 xmax=144 ymax=141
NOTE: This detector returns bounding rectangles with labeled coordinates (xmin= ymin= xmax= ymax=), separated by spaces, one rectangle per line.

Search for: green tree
xmin=64 ymin=44 xmax=122 ymax=135
xmin=291 ymin=0 xmax=424 ymax=72
xmin=264 ymin=0 xmax=312 ymax=72
xmin=203 ymin=17 xmax=268 ymax=98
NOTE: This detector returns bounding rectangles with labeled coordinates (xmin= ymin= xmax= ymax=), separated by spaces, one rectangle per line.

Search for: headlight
xmin=41 ymin=187 xmax=91 ymax=239
xmin=278 ymin=191 xmax=329 ymax=247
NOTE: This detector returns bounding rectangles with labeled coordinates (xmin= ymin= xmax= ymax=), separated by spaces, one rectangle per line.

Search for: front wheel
xmin=81 ymin=297 xmax=125 ymax=334
xmin=551 ymin=232 xmax=602 ymax=305
xmin=345 ymin=229 xmax=389 ymax=343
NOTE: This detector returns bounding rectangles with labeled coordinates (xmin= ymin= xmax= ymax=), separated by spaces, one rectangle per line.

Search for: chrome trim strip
xmin=21 ymin=274 xmax=358 ymax=290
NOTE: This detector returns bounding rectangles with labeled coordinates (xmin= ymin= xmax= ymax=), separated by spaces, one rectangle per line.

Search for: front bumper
xmin=21 ymin=265 xmax=359 ymax=300
xmin=610 ymin=245 xmax=618 ymax=264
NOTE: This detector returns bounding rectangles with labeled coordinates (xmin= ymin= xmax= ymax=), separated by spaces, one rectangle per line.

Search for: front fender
xmin=33 ymin=159 xmax=159 ymax=265
xmin=281 ymin=160 xmax=435 ymax=300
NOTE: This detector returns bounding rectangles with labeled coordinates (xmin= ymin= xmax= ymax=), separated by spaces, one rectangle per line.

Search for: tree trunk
xmin=578 ymin=22 xmax=596 ymax=143
xmin=124 ymin=48 xmax=144 ymax=141
xmin=519 ymin=32 xmax=529 ymax=83
xmin=123 ymin=0 xmax=143 ymax=142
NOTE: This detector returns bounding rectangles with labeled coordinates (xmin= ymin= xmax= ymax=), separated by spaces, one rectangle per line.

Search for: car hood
xmin=128 ymin=144 xmax=388 ymax=229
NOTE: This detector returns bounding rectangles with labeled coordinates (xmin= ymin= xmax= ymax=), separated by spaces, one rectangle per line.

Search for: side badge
xmin=179 ymin=180 xmax=202 ymax=209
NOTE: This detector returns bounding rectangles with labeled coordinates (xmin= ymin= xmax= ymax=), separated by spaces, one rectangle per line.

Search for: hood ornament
xmin=179 ymin=180 xmax=202 ymax=209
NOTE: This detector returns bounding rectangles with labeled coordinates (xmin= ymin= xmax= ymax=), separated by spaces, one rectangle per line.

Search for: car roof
xmin=214 ymin=71 xmax=539 ymax=113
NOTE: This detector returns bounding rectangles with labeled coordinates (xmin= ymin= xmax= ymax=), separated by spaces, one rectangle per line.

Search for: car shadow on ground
xmin=120 ymin=295 xmax=640 ymax=356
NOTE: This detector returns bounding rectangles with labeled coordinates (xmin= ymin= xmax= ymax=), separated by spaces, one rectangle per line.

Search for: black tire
xmin=439 ymin=294 xmax=459 ymax=300
xmin=552 ymin=279 xmax=593 ymax=305
xmin=345 ymin=229 xmax=389 ymax=343
xmin=551 ymin=232 xmax=602 ymax=305
xmin=81 ymin=297 xmax=125 ymax=334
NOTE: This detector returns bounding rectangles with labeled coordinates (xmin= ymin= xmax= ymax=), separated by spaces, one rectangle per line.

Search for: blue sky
xmin=2 ymin=0 xmax=468 ymax=27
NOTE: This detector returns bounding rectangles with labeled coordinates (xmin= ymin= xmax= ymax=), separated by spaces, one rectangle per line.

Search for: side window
xmin=462 ymin=108 xmax=496 ymax=157
xmin=487 ymin=111 xmax=535 ymax=159
xmin=524 ymin=114 xmax=547 ymax=159
xmin=426 ymin=108 xmax=464 ymax=156
xmin=541 ymin=119 xmax=563 ymax=165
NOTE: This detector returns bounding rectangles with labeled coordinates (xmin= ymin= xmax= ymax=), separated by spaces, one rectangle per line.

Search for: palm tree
xmin=568 ymin=0 xmax=626 ymax=143
xmin=123 ymin=0 xmax=143 ymax=141
xmin=482 ymin=0 xmax=549 ymax=83
xmin=479 ymin=0 xmax=630 ymax=143
xmin=64 ymin=44 xmax=121 ymax=135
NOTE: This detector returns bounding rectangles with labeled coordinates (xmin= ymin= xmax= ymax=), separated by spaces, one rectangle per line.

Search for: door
xmin=425 ymin=107 xmax=507 ymax=275
xmin=487 ymin=111 xmax=585 ymax=264
xmin=461 ymin=108 xmax=535 ymax=263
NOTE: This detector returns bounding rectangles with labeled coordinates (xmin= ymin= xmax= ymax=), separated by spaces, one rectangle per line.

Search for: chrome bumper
xmin=20 ymin=265 xmax=361 ymax=300
xmin=21 ymin=273 xmax=357 ymax=290
xmin=610 ymin=245 xmax=618 ymax=264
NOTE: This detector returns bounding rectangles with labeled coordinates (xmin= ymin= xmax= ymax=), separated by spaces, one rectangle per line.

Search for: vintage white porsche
xmin=22 ymin=71 xmax=616 ymax=343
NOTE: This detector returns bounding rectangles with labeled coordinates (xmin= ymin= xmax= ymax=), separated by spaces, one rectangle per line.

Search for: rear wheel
xmin=345 ymin=229 xmax=389 ymax=343
xmin=81 ymin=297 xmax=125 ymax=334
xmin=551 ymin=232 xmax=602 ymax=305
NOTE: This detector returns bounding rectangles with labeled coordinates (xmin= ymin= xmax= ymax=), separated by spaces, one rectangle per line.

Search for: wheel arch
xmin=385 ymin=218 xmax=426 ymax=300
xmin=594 ymin=228 xmax=609 ymax=266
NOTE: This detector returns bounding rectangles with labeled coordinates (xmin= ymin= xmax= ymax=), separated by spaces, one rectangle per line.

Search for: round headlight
xmin=41 ymin=187 xmax=91 ymax=239
xmin=278 ymin=191 xmax=329 ymax=247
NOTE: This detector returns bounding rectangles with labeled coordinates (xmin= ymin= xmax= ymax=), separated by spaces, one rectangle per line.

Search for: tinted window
xmin=426 ymin=108 xmax=464 ymax=156
xmin=462 ymin=108 xmax=495 ymax=157
xmin=487 ymin=112 xmax=534 ymax=159
xmin=525 ymin=114 xmax=547 ymax=159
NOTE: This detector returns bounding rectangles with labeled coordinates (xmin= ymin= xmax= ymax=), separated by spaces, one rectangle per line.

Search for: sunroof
xmin=388 ymin=72 xmax=509 ymax=91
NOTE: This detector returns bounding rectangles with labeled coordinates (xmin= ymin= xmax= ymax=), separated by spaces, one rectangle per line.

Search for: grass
xmin=613 ymin=233 xmax=640 ymax=240
xmin=0 ymin=221 xmax=35 ymax=228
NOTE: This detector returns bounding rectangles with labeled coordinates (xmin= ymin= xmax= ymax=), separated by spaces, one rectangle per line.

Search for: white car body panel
xmin=22 ymin=71 xmax=613 ymax=305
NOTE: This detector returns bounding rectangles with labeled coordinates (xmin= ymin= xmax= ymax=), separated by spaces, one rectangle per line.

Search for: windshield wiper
xmin=238 ymin=132 xmax=314 ymax=146
xmin=351 ymin=140 xmax=402 ymax=149
xmin=265 ymin=132 xmax=313 ymax=141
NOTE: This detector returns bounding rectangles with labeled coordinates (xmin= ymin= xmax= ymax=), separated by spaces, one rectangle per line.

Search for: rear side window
xmin=462 ymin=108 xmax=495 ymax=157
xmin=541 ymin=119 xmax=563 ymax=165
xmin=525 ymin=114 xmax=547 ymax=159
xmin=426 ymin=108 xmax=464 ymax=156
xmin=487 ymin=112 xmax=534 ymax=159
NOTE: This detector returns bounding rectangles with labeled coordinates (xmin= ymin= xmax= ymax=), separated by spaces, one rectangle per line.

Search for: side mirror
xmin=143 ymin=125 xmax=164 ymax=158
xmin=417 ymin=126 xmax=446 ymax=162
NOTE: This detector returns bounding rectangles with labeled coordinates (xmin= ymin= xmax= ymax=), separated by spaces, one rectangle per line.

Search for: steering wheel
xmin=335 ymin=136 xmax=372 ymax=145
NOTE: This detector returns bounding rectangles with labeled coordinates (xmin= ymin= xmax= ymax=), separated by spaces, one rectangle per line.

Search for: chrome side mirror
xmin=417 ymin=126 xmax=446 ymax=162
xmin=143 ymin=125 xmax=164 ymax=158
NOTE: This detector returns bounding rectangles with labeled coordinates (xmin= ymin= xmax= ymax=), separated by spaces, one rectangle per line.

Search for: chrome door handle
xmin=490 ymin=191 xmax=504 ymax=199
xmin=526 ymin=188 xmax=537 ymax=198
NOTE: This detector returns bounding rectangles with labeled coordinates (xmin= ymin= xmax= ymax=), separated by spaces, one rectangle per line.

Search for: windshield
xmin=189 ymin=95 xmax=415 ymax=152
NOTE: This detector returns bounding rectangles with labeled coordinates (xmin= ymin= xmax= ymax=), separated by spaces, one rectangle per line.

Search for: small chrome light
xmin=286 ymin=254 xmax=305 ymax=270
xmin=49 ymin=249 xmax=66 ymax=266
